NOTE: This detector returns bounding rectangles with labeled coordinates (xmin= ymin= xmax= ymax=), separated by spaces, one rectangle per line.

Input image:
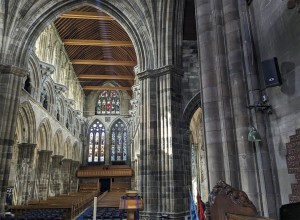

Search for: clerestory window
xmin=95 ymin=90 xmax=120 ymax=115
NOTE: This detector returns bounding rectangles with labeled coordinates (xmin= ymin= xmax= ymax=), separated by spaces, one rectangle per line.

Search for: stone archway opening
xmin=189 ymin=107 xmax=209 ymax=203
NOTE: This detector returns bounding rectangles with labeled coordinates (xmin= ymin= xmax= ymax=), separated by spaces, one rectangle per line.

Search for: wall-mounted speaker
xmin=261 ymin=57 xmax=282 ymax=88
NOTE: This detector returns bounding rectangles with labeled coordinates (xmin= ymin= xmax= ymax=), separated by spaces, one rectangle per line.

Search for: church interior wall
xmin=182 ymin=40 xmax=200 ymax=110
xmin=2 ymin=0 xmax=300 ymax=218
xmin=249 ymin=0 xmax=300 ymax=205
xmin=35 ymin=24 xmax=85 ymax=114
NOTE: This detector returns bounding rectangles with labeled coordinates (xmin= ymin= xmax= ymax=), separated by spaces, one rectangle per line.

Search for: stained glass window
xmin=88 ymin=120 xmax=106 ymax=163
xmin=110 ymin=120 xmax=127 ymax=161
xmin=95 ymin=90 xmax=120 ymax=115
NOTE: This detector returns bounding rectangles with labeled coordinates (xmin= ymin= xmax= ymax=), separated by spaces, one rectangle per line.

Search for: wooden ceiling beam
xmin=78 ymin=74 xmax=135 ymax=80
xmin=72 ymin=59 xmax=136 ymax=66
xmin=83 ymin=86 xmax=132 ymax=91
xmin=64 ymin=39 xmax=133 ymax=47
xmin=60 ymin=11 xmax=114 ymax=20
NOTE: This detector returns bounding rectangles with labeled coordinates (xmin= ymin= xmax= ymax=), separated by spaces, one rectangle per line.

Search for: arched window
xmin=88 ymin=120 xmax=106 ymax=163
xmin=95 ymin=90 xmax=120 ymax=115
xmin=24 ymin=75 xmax=32 ymax=94
xmin=110 ymin=120 xmax=127 ymax=162
xmin=40 ymin=88 xmax=48 ymax=110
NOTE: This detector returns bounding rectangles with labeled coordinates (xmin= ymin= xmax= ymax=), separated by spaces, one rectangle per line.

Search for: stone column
xmin=236 ymin=1 xmax=277 ymax=217
xmin=35 ymin=150 xmax=52 ymax=200
xmin=69 ymin=160 xmax=80 ymax=192
xmin=50 ymin=155 xmax=63 ymax=196
xmin=0 ymin=65 xmax=26 ymax=213
xmin=138 ymin=66 xmax=188 ymax=219
xmin=194 ymin=0 xmax=239 ymax=190
xmin=61 ymin=159 xmax=72 ymax=194
xmin=14 ymin=143 xmax=36 ymax=205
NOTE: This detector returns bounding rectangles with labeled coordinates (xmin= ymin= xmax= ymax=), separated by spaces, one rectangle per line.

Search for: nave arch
xmin=36 ymin=118 xmax=52 ymax=151
xmin=53 ymin=129 xmax=63 ymax=156
xmin=1 ymin=0 xmax=187 ymax=216
xmin=16 ymin=101 xmax=36 ymax=144
xmin=64 ymin=137 xmax=72 ymax=159
xmin=182 ymin=92 xmax=208 ymax=201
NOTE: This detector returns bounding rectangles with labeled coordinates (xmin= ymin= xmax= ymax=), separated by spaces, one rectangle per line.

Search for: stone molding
xmin=0 ymin=64 xmax=27 ymax=77
xmin=137 ymin=65 xmax=183 ymax=80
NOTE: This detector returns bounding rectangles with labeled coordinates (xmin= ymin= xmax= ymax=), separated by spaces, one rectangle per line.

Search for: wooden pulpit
xmin=119 ymin=190 xmax=143 ymax=220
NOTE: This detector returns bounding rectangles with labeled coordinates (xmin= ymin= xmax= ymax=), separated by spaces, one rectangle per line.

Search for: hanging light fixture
xmin=248 ymin=127 xmax=262 ymax=142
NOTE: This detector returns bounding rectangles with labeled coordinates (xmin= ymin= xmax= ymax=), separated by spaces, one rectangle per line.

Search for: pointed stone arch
xmin=17 ymin=101 xmax=36 ymax=144
xmin=73 ymin=141 xmax=80 ymax=161
xmin=64 ymin=137 xmax=72 ymax=159
xmin=109 ymin=118 xmax=128 ymax=131
xmin=27 ymin=53 xmax=42 ymax=100
xmin=182 ymin=92 xmax=201 ymax=126
xmin=53 ymin=129 xmax=63 ymax=155
xmin=40 ymin=78 xmax=55 ymax=114
xmin=36 ymin=118 xmax=52 ymax=150
xmin=6 ymin=1 xmax=158 ymax=72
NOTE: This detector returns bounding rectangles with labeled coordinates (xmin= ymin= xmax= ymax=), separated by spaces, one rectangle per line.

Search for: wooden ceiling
xmin=54 ymin=6 xmax=137 ymax=96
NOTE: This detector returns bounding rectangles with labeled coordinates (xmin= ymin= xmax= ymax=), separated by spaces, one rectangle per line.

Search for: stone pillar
xmin=35 ymin=150 xmax=52 ymax=200
xmin=69 ymin=160 xmax=80 ymax=192
xmin=194 ymin=0 xmax=239 ymax=190
xmin=0 ymin=65 xmax=26 ymax=214
xmin=50 ymin=155 xmax=63 ymax=196
xmin=138 ymin=66 xmax=188 ymax=219
xmin=14 ymin=143 xmax=36 ymax=205
xmin=61 ymin=159 xmax=72 ymax=194
xmin=236 ymin=1 xmax=277 ymax=217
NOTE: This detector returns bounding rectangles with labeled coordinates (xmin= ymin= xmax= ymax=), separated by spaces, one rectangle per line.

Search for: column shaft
xmin=0 ymin=65 xmax=26 ymax=213
xmin=15 ymin=144 xmax=36 ymax=205
xmin=61 ymin=159 xmax=72 ymax=194
xmin=70 ymin=160 xmax=80 ymax=192
xmin=138 ymin=66 xmax=188 ymax=219
xmin=35 ymin=150 xmax=52 ymax=200
xmin=50 ymin=155 xmax=63 ymax=196
xmin=195 ymin=0 xmax=239 ymax=190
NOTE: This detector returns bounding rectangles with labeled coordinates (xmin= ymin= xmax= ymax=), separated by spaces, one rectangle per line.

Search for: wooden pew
xmin=9 ymin=191 xmax=98 ymax=219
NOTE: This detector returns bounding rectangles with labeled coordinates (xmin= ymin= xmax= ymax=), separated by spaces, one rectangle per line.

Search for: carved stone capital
xmin=137 ymin=65 xmax=183 ymax=80
xmin=39 ymin=61 xmax=55 ymax=76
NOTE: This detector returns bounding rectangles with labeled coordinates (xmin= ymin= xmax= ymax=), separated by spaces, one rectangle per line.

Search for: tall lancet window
xmin=88 ymin=120 xmax=106 ymax=163
xmin=95 ymin=90 xmax=120 ymax=115
xmin=110 ymin=120 xmax=127 ymax=162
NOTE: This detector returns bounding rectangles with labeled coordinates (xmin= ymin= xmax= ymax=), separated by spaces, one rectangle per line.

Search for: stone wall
xmin=182 ymin=40 xmax=200 ymax=110
xmin=249 ymin=0 xmax=300 ymax=205
xmin=35 ymin=24 xmax=85 ymax=113
xmin=285 ymin=128 xmax=300 ymax=203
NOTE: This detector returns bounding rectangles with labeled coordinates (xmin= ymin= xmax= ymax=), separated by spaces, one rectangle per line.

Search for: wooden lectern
xmin=119 ymin=190 xmax=143 ymax=220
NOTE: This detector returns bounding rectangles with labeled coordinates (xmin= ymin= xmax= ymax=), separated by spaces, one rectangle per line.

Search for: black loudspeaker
xmin=261 ymin=57 xmax=282 ymax=88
